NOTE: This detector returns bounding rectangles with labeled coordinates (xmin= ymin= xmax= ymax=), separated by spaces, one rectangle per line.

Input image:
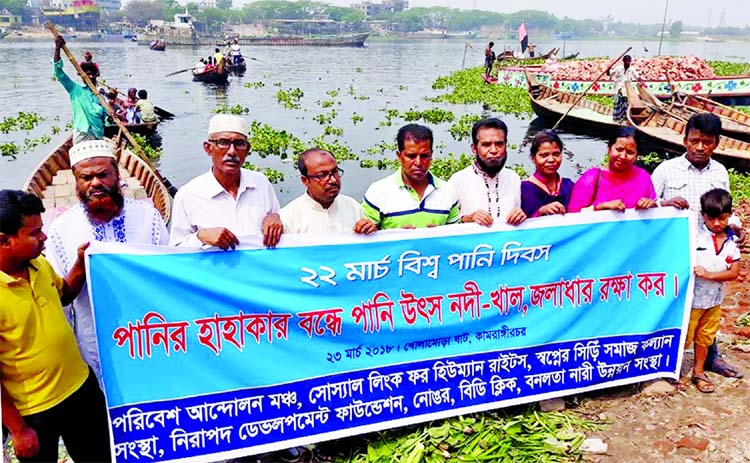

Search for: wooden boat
xmin=497 ymin=48 xmax=557 ymax=62
xmin=149 ymin=40 xmax=166 ymax=51
xmin=491 ymin=65 xmax=750 ymax=105
xmin=221 ymin=33 xmax=369 ymax=47
xmin=23 ymin=136 xmax=172 ymax=223
xmin=633 ymin=85 xmax=750 ymax=141
xmin=525 ymin=70 xmax=624 ymax=131
xmin=561 ymin=52 xmax=580 ymax=60
xmin=192 ymin=62 xmax=229 ymax=84
xmin=104 ymin=120 xmax=159 ymax=138
xmin=225 ymin=56 xmax=247 ymax=74
xmin=625 ymin=83 xmax=750 ymax=165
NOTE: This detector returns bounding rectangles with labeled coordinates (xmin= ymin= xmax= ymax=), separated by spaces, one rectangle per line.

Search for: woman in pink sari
xmin=568 ymin=126 xmax=658 ymax=212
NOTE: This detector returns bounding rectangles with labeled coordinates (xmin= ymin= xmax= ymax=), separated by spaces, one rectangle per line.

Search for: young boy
xmin=135 ymin=89 xmax=158 ymax=123
xmin=687 ymin=188 xmax=741 ymax=393
xmin=0 ymin=190 xmax=111 ymax=462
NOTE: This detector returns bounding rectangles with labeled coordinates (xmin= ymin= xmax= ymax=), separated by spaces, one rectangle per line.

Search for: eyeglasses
xmin=208 ymin=138 xmax=250 ymax=151
xmin=305 ymin=167 xmax=344 ymax=182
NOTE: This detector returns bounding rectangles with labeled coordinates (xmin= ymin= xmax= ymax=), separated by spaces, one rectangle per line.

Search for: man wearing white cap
xmin=46 ymin=139 xmax=169 ymax=383
xmin=169 ymin=114 xmax=284 ymax=249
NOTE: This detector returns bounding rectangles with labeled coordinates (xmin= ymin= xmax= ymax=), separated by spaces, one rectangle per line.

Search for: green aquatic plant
xmin=323 ymin=125 xmax=344 ymax=137
xmin=243 ymin=81 xmax=266 ymax=89
xmin=318 ymin=100 xmax=336 ymax=108
xmin=276 ymin=88 xmax=305 ymax=110
xmin=1 ymin=142 xmax=20 ymax=158
xmin=359 ymin=158 xmax=398 ymax=170
xmin=729 ymin=168 xmax=750 ymax=202
xmin=430 ymin=153 xmax=472 ymax=180
xmin=130 ymin=134 xmax=162 ymax=161
xmin=213 ymin=104 xmax=250 ymax=115
xmin=327 ymin=89 xmax=339 ymax=98
xmin=242 ymin=162 xmax=284 ymax=184
xmin=351 ymin=113 xmax=364 ymax=125
xmin=364 ymin=140 xmax=397 ymax=157
xmin=313 ymin=110 xmax=338 ymax=126
xmin=1 ymin=111 xmax=45 ymax=133
xmin=431 ymin=67 xmax=533 ymax=116
xmin=707 ymin=60 xmax=750 ymax=77
xmin=307 ymin=135 xmax=358 ymax=163
xmin=449 ymin=114 xmax=481 ymax=141
xmin=249 ymin=121 xmax=305 ymax=159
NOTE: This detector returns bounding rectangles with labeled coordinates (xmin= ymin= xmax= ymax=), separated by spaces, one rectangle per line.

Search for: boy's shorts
xmin=684 ymin=305 xmax=722 ymax=348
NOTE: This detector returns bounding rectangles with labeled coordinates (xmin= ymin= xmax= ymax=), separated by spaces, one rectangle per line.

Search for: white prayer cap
xmin=207 ymin=114 xmax=249 ymax=137
xmin=69 ymin=139 xmax=116 ymax=167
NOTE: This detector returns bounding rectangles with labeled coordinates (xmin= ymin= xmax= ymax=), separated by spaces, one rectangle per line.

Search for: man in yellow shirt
xmin=0 ymin=190 xmax=111 ymax=462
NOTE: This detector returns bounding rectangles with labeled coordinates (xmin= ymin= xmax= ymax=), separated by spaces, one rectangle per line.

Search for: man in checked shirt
xmin=652 ymin=112 xmax=745 ymax=379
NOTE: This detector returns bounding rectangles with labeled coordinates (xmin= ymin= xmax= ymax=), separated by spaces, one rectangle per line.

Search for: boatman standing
xmin=53 ymin=36 xmax=108 ymax=144
xmin=169 ymin=114 xmax=283 ymax=249
xmin=607 ymin=54 xmax=640 ymax=122
xmin=46 ymin=140 xmax=169 ymax=383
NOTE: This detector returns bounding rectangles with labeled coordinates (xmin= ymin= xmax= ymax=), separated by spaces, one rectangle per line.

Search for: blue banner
xmin=87 ymin=209 xmax=693 ymax=463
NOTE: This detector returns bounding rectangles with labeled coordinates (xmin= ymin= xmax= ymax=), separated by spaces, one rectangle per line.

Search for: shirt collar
xmin=394 ymin=169 xmax=436 ymax=189
xmin=301 ymin=192 xmax=334 ymax=211
xmin=679 ymin=153 xmax=714 ymax=173
xmin=204 ymin=168 xmax=257 ymax=199
xmin=0 ymin=258 xmax=39 ymax=287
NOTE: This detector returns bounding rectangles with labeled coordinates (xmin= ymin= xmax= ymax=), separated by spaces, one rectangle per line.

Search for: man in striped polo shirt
xmin=362 ymin=124 xmax=460 ymax=229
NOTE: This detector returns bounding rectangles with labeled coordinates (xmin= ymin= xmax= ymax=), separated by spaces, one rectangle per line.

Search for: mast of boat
xmin=657 ymin=0 xmax=669 ymax=56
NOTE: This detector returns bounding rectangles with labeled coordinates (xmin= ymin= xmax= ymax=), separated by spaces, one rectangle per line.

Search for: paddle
xmin=550 ymin=47 xmax=632 ymax=131
xmin=45 ymin=21 xmax=178 ymax=197
xmin=99 ymin=80 xmax=175 ymax=120
xmin=165 ymin=67 xmax=195 ymax=77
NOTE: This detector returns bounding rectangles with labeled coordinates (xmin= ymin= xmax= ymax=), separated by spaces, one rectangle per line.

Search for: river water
xmin=1 ymin=38 xmax=749 ymax=204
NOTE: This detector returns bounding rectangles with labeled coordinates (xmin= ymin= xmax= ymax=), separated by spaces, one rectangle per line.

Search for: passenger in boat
xmin=0 ymin=189 xmax=112 ymax=462
xmin=520 ymin=130 xmax=574 ymax=217
xmin=79 ymin=50 xmax=100 ymax=79
xmin=362 ymin=124 xmax=460 ymax=229
xmin=135 ymin=89 xmax=158 ymax=123
xmin=53 ymin=36 xmax=107 ymax=144
xmin=607 ymin=54 xmax=640 ymax=122
xmin=568 ymin=126 xmax=657 ymax=212
xmin=169 ymin=114 xmax=283 ymax=249
xmin=213 ymin=47 xmax=225 ymax=68
xmin=448 ymin=117 xmax=527 ymax=226
xmin=46 ymin=140 xmax=169 ymax=384
xmin=651 ymin=112 xmax=745 ymax=379
xmin=123 ymin=87 xmax=140 ymax=124
xmin=281 ymin=148 xmax=377 ymax=234
xmin=194 ymin=57 xmax=207 ymax=73
xmin=105 ymin=88 xmax=126 ymax=122
xmin=484 ymin=41 xmax=495 ymax=76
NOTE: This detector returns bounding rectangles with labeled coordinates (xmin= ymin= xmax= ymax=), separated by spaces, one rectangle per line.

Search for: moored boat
xmin=225 ymin=33 xmax=369 ymax=47
xmin=625 ymin=84 xmax=750 ymax=165
xmin=525 ymin=70 xmax=624 ymax=132
xmin=497 ymin=48 xmax=557 ymax=62
xmin=671 ymin=92 xmax=750 ymax=141
xmin=491 ymin=65 xmax=750 ymax=105
xmin=149 ymin=40 xmax=166 ymax=51
xmin=23 ymin=135 xmax=172 ymax=223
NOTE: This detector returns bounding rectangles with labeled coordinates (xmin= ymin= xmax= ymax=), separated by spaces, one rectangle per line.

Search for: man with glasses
xmin=170 ymin=114 xmax=283 ymax=249
xmin=280 ymin=148 xmax=377 ymax=234
xmin=362 ymin=124 xmax=460 ymax=229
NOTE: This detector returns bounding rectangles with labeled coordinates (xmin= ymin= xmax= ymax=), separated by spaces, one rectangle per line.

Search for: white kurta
xmin=280 ymin=193 xmax=363 ymax=234
xmin=169 ymin=169 xmax=281 ymax=247
xmin=448 ymin=164 xmax=521 ymax=222
xmin=46 ymin=198 xmax=169 ymax=383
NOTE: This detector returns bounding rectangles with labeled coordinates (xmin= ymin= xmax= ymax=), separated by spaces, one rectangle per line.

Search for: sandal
xmin=692 ymin=374 xmax=716 ymax=393
xmin=708 ymin=357 xmax=744 ymax=379
xmin=667 ymin=379 xmax=688 ymax=391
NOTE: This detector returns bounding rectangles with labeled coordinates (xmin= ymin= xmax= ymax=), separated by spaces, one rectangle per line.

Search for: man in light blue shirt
xmin=53 ymin=36 xmax=107 ymax=144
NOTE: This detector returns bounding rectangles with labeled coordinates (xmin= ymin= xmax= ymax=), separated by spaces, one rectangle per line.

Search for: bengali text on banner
xmin=87 ymin=208 xmax=694 ymax=463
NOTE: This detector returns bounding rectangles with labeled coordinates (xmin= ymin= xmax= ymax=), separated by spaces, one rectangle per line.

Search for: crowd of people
xmin=1 ymin=40 xmax=745 ymax=463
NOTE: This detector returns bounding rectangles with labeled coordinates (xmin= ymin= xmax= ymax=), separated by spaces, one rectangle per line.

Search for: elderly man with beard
xmin=449 ymin=118 xmax=527 ymax=227
xmin=281 ymin=148 xmax=377 ymax=235
xmin=46 ymin=140 xmax=169 ymax=383
xmin=169 ymin=114 xmax=283 ymax=249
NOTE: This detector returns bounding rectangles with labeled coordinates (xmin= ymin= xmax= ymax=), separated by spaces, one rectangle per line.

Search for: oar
xmin=99 ymin=80 xmax=175 ymax=120
xmin=45 ymin=21 xmax=178 ymax=197
xmin=165 ymin=67 xmax=195 ymax=77
xmin=551 ymin=47 xmax=632 ymax=131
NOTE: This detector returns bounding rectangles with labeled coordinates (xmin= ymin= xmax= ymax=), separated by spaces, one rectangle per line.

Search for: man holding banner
xmin=362 ymin=124 xmax=460 ymax=229
xmin=449 ymin=118 xmax=527 ymax=227
xmin=169 ymin=114 xmax=284 ymax=249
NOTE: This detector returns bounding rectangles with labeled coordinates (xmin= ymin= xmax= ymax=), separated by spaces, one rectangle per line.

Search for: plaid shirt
xmin=651 ymin=154 xmax=739 ymax=231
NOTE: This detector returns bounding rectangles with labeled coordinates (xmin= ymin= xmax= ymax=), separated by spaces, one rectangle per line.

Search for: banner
xmin=518 ymin=21 xmax=528 ymax=53
xmin=87 ymin=209 xmax=693 ymax=463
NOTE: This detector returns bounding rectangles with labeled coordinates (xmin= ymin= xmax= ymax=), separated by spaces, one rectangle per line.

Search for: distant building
xmin=352 ymin=0 xmax=408 ymax=19
xmin=0 ymin=9 xmax=22 ymax=27
xmin=96 ymin=0 xmax=121 ymax=12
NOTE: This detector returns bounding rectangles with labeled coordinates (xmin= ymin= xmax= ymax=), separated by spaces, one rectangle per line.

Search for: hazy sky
xmin=319 ymin=0 xmax=749 ymax=28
